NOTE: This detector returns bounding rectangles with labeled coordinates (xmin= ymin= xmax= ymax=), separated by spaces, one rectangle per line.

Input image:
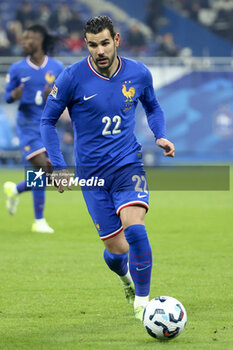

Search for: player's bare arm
xmin=156 ymin=138 xmax=175 ymax=157
xmin=44 ymin=84 xmax=52 ymax=99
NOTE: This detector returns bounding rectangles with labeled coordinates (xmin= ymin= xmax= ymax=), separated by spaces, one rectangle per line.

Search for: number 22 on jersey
xmin=102 ymin=115 xmax=121 ymax=135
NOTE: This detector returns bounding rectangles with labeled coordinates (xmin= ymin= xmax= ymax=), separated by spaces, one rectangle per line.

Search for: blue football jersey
xmin=41 ymin=56 xmax=166 ymax=174
xmin=5 ymin=56 xmax=64 ymax=126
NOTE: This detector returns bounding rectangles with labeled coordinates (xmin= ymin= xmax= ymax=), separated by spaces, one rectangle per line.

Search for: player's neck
xmin=29 ymin=51 xmax=47 ymax=67
xmin=91 ymin=56 xmax=119 ymax=78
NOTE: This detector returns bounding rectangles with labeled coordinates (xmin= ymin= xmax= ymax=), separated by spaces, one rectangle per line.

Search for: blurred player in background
xmin=4 ymin=24 xmax=64 ymax=233
xmin=41 ymin=16 xmax=175 ymax=319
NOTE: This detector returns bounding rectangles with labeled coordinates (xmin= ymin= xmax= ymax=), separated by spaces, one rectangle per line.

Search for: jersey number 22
xmin=102 ymin=115 xmax=121 ymax=135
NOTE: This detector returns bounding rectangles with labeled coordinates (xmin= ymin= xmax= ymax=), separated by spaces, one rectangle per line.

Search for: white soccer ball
xmin=143 ymin=296 xmax=187 ymax=340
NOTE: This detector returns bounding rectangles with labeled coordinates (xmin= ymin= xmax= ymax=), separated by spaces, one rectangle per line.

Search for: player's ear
xmin=114 ymin=33 xmax=120 ymax=48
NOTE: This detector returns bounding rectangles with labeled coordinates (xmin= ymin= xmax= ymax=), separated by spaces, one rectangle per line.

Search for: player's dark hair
xmin=84 ymin=16 xmax=116 ymax=39
xmin=26 ymin=24 xmax=58 ymax=54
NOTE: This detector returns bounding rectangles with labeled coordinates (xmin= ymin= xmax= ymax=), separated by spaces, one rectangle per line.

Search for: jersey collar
xmin=26 ymin=55 xmax=48 ymax=70
xmin=87 ymin=55 xmax=122 ymax=81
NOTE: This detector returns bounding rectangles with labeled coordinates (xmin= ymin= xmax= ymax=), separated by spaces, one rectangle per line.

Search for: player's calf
xmin=124 ymin=224 xmax=152 ymax=315
xmin=104 ymin=249 xmax=135 ymax=304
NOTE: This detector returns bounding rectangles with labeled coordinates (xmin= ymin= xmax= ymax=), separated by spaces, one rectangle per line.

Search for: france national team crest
xmin=26 ymin=168 xmax=46 ymax=188
xmin=122 ymin=81 xmax=135 ymax=112
xmin=45 ymin=71 xmax=56 ymax=85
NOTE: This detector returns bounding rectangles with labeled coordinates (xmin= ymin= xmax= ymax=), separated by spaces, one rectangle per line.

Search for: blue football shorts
xmin=17 ymin=123 xmax=46 ymax=160
xmin=81 ymin=163 xmax=149 ymax=240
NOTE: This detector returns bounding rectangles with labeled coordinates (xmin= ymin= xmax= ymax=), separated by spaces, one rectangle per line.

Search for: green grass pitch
xmin=0 ymin=168 xmax=232 ymax=350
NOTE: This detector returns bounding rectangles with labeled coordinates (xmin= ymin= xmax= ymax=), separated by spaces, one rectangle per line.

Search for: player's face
xmin=85 ymin=29 xmax=120 ymax=73
xmin=21 ymin=30 xmax=43 ymax=55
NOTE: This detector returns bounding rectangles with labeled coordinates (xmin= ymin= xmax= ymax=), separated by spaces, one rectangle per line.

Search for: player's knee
xmin=103 ymin=232 xmax=129 ymax=254
xmin=124 ymin=224 xmax=148 ymax=244
xmin=120 ymin=205 xmax=146 ymax=229
xmin=45 ymin=158 xmax=53 ymax=174
xmin=31 ymin=153 xmax=52 ymax=173
xmin=30 ymin=153 xmax=45 ymax=167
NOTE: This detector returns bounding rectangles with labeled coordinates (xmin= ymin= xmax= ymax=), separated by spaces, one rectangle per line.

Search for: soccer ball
xmin=143 ymin=296 xmax=187 ymax=340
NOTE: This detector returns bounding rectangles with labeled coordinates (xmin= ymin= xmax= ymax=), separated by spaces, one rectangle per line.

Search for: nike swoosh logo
xmin=83 ymin=94 xmax=98 ymax=101
xmin=136 ymin=265 xmax=151 ymax=271
xmin=137 ymin=193 xmax=147 ymax=198
xmin=21 ymin=76 xmax=31 ymax=82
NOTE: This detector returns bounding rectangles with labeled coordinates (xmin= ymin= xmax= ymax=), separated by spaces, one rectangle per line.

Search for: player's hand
xmin=11 ymin=84 xmax=24 ymax=100
xmin=156 ymin=138 xmax=175 ymax=157
xmin=51 ymin=169 xmax=72 ymax=193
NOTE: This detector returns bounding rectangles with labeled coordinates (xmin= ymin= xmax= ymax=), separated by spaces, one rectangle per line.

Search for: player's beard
xmin=93 ymin=50 xmax=116 ymax=73
xmin=22 ymin=46 xmax=31 ymax=56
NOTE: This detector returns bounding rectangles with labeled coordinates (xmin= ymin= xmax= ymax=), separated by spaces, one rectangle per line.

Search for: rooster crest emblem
xmin=45 ymin=71 xmax=56 ymax=85
xmin=122 ymin=83 xmax=135 ymax=102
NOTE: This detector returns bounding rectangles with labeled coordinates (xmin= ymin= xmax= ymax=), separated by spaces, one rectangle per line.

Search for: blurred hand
xmin=156 ymin=138 xmax=175 ymax=157
xmin=51 ymin=169 xmax=72 ymax=193
xmin=11 ymin=84 xmax=24 ymax=100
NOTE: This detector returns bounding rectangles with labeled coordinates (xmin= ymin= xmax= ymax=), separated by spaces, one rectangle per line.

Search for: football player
xmin=4 ymin=24 xmax=64 ymax=233
xmin=41 ymin=16 xmax=175 ymax=319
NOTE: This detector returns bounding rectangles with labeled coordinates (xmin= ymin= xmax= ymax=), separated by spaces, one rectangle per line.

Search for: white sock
xmin=134 ymin=295 xmax=149 ymax=309
xmin=35 ymin=218 xmax=45 ymax=224
xmin=13 ymin=185 xmax=18 ymax=195
xmin=118 ymin=270 xmax=133 ymax=285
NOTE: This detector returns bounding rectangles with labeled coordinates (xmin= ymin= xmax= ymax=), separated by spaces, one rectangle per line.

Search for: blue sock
xmin=124 ymin=225 xmax=152 ymax=297
xmin=16 ymin=180 xmax=31 ymax=194
xmin=104 ymin=249 xmax=128 ymax=276
xmin=32 ymin=187 xmax=45 ymax=219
